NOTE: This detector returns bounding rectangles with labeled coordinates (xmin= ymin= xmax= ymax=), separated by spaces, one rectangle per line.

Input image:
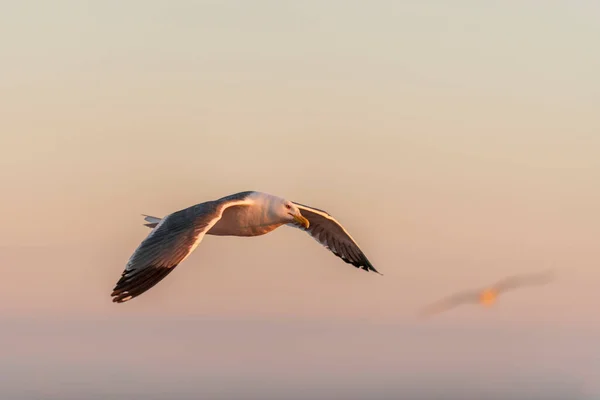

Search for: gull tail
xmin=142 ymin=214 xmax=162 ymax=228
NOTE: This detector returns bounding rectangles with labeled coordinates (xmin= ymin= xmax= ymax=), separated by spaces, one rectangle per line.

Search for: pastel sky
xmin=1 ymin=1 xmax=599 ymax=398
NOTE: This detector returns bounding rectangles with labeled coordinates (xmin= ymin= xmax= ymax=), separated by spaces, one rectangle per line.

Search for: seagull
xmin=417 ymin=269 xmax=555 ymax=317
xmin=111 ymin=191 xmax=381 ymax=303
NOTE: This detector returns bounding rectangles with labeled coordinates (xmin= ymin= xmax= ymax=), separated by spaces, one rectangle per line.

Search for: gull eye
xmin=285 ymin=204 xmax=291 ymax=210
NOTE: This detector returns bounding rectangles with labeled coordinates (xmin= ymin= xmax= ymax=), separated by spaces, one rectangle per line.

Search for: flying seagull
xmin=111 ymin=191 xmax=381 ymax=303
xmin=417 ymin=269 xmax=555 ymax=317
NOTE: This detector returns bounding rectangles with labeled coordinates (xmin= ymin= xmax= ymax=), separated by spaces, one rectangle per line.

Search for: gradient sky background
xmin=1 ymin=1 xmax=599 ymax=398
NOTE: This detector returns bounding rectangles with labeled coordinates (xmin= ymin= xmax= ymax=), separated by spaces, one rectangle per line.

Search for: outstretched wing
xmin=418 ymin=290 xmax=482 ymax=317
xmin=289 ymin=202 xmax=380 ymax=274
xmin=111 ymin=198 xmax=251 ymax=303
xmin=492 ymin=269 xmax=555 ymax=294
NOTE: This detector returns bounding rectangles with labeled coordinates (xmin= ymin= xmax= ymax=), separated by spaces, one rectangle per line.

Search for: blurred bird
xmin=417 ymin=269 xmax=555 ymax=317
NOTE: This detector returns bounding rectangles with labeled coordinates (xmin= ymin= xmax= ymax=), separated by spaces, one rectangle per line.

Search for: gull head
xmin=277 ymin=199 xmax=310 ymax=229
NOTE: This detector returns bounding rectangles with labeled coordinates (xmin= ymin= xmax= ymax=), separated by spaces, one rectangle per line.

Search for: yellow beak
xmin=293 ymin=213 xmax=310 ymax=229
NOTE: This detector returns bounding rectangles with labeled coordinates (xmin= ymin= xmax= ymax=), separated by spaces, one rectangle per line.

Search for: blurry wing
xmin=112 ymin=198 xmax=250 ymax=303
xmin=418 ymin=290 xmax=481 ymax=317
xmin=289 ymin=202 xmax=380 ymax=274
xmin=492 ymin=269 xmax=555 ymax=294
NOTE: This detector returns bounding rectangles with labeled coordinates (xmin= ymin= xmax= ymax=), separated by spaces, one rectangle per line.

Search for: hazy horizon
xmin=2 ymin=315 xmax=597 ymax=399
xmin=1 ymin=0 xmax=599 ymax=398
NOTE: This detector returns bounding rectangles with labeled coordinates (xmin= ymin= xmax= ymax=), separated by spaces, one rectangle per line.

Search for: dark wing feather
xmin=111 ymin=202 xmax=221 ymax=303
xmin=290 ymin=202 xmax=380 ymax=274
